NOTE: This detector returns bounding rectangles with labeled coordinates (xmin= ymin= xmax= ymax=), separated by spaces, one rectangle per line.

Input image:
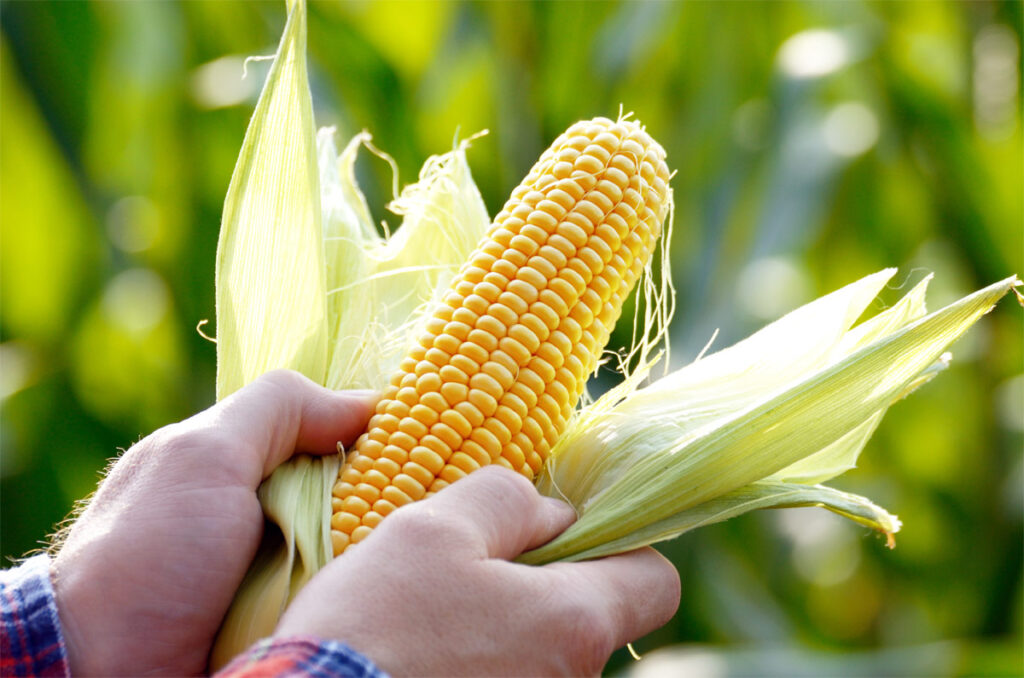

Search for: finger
xmin=196 ymin=370 xmax=378 ymax=481
xmin=417 ymin=466 xmax=577 ymax=560
xmin=550 ymin=547 xmax=680 ymax=646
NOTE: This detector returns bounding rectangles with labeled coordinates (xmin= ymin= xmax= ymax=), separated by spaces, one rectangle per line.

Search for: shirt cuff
xmin=215 ymin=635 xmax=387 ymax=678
xmin=0 ymin=553 xmax=70 ymax=677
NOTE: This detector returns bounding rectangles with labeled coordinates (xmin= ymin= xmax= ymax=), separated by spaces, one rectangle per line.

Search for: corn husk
xmin=210 ymin=0 xmax=1022 ymax=665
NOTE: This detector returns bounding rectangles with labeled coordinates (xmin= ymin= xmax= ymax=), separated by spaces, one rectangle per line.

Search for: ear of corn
xmin=329 ymin=117 xmax=672 ymax=554
xmin=212 ymin=0 xmax=1021 ymax=665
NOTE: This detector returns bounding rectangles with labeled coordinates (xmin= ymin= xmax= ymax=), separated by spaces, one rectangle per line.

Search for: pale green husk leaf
xmin=522 ymin=274 xmax=1019 ymax=564
xmin=214 ymin=0 xmax=325 ymax=400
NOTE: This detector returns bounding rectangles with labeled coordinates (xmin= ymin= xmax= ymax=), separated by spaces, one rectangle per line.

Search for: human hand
xmin=277 ymin=466 xmax=681 ymax=676
xmin=49 ymin=370 xmax=376 ymax=676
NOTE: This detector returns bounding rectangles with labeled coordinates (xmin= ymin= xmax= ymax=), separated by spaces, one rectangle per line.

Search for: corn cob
xmin=330 ymin=117 xmax=671 ymax=556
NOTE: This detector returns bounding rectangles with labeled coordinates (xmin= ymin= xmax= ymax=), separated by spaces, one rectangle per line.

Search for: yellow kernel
xmin=452 ymin=307 xmax=479 ymax=327
xmin=517 ymin=368 xmax=545 ymax=394
xmin=469 ymin=370 xmax=503 ymax=400
xmin=547 ymin=277 xmax=577 ymax=306
xmin=547 ymin=234 xmax=576 ymax=257
xmin=384 ymin=400 xmax=410 ymax=419
xmin=393 ymin=473 xmax=426 ymax=500
xmin=499 ymin=392 xmax=529 ymax=419
xmin=515 ymin=266 xmax=548 ymax=290
xmin=381 ymin=445 xmax=408 ymax=465
xmin=510 ymin=234 xmax=539 ymax=256
xmin=414 ymin=360 xmax=438 ymax=377
xmin=373 ymin=414 xmax=401 ymax=433
xmin=331 ymin=496 xmax=344 ymax=512
xmin=508 ymin=324 xmax=540 ymax=353
xmin=351 ymin=525 xmax=373 ymax=544
xmin=502 ymin=441 xmax=527 ymax=470
xmin=487 ymin=303 xmax=517 ymax=328
xmin=468 ymin=388 xmax=499 ymax=418
xmin=509 ymin=383 xmax=539 ymax=410
xmin=410 ymin=446 xmax=445 ymax=474
xmin=455 ymin=400 xmax=485 ymax=427
xmin=470 ymin=427 xmax=502 ymax=458
xmin=440 ymin=464 xmax=467 ymax=484
xmin=467 ymin=328 xmax=500 ymax=352
xmin=402 ymin=461 xmax=435 ymax=487
xmin=363 ymin=469 xmax=392 ymax=490
xmin=483 ymin=271 xmax=510 ymax=290
xmin=444 ymin=321 xmax=473 ymax=341
xmin=420 ymin=392 xmax=448 ymax=413
xmin=574 ymin=153 xmax=604 ymax=174
xmin=481 ymin=360 xmax=516 ymax=390
xmin=381 ymin=485 xmax=413 ymax=507
xmin=497 ymin=290 xmax=529 ymax=315
xmin=498 ymin=336 xmax=530 ymax=365
xmin=416 ymin=373 xmax=442 ymax=394
xmin=342 ymin=495 xmax=371 ymax=517
xmin=538 ymin=245 xmax=568 ymax=269
xmin=440 ymin=408 xmax=473 ymax=438
xmin=476 ymin=315 xmax=507 ymax=338
xmin=352 ymin=455 xmax=373 ymax=472
xmin=340 ymin=467 xmax=362 ymax=486
xmin=331 ymin=511 xmax=360 ymax=533
xmin=449 ymin=451 xmax=481 ymax=475
xmin=332 ymin=530 xmax=350 ymax=554
xmin=476 ymin=282 xmax=502 ymax=303
xmin=577 ymin=247 xmax=603 ymax=273
xmin=425 ymin=347 xmax=450 ymax=367
xmin=567 ymin=257 xmax=593 ymax=284
xmin=428 ymin=478 xmax=450 ymax=493
xmin=462 ymin=440 xmax=493 ymax=465
xmin=398 ymin=417 xmax=429 ymax=440
xmin=528 ymin=356 xmax=557 ymax=385
xmin=441 ymin=381 xmax=469 ymax=405
xmin=538 ymin=289 xmax=569 ymax=319
xmin=396 ymin=387 xmax=419 ymax=406
xmin=450 ymin=354 xmax=480 ymax=377
xmin=420 ymin=434 xmax=450 ymax=458
xmin=457 ymin=341 xmax=490 ymax=365
xmin=361 ymin=511 xmax=384 ymax=528
xmin=439 ymin=365 xmax=470 ymax=386
xmin=556 ymin=221 xmax=589 ymax=248
xmin=507 ymin=279 xmax=540 ymax=304
xmin=526 ymin=255 xmax=557 ymax=281
xmin=428 ymin=422 xmax=461 ymax=450
xmin=521 ymin=416 xmax=544 ymax=447
xmin=536 ymin=343 xmax=565 ymax=370
xmin=373 ymin=457 xmax=401 ymax=478
xmin=410 ymin=404 xmax=439 ymax=427
xmin=354 ymin=483 xmax=380 ymax=504
xmin=484 ymin=417 xmax=513 ymax=446
xmin=489 ymin=349 xmax=519 ymax=375
xmin=526 ymin=209 xmax=558 ymax=231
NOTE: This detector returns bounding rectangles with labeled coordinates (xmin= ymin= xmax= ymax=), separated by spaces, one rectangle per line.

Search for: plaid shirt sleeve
xmin=215 ymin=636 xmax=387 ymax=678
xmin=0 ymin=554 xmax=70 ymax=677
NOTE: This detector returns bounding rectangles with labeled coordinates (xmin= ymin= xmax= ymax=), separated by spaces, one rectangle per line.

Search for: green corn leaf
xmin=215 ymin=0 xmax=325 ymax=400
xmin=547 ymin=481 xmax=902 ymax=563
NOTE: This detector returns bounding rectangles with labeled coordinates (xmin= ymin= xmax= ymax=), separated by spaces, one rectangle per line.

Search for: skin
xmin=278 ymin=468 xmax=681 ymax=677
xmin=49 ymin=370 xmax=681 ymax=677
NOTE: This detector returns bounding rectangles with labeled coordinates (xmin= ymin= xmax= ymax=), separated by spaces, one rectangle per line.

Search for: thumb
xmin=411 ymin=466 xmax=577 ymax=560
xmin=192 ymin=370 xmax=377 ymax=484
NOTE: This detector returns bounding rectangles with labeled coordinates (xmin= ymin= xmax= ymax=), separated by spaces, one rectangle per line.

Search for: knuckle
xmin=474 ymin=465 xmax=538 ymax=508
xmin=255 ymin=369 xmax=311 ymax=394
xmin=375 ymin=503 xmax=463 ymax=550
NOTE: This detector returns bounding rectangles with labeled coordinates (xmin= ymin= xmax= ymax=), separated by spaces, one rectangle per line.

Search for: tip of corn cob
xmin=330 ymin=117 xmax=672 ymax=556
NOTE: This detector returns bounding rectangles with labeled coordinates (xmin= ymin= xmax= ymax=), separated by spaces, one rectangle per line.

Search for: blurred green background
xmin=2 ymin=1 xmax=1021 ymax=675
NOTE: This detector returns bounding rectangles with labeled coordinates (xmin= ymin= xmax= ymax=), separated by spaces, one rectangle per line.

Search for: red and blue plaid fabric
xmin=0 ymin=555 xmax=69 ymax=677
xmin=216 ymin=637 xmax=386 ymax=678
xmin=1 ymin=555 xmax=383 ymax=678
